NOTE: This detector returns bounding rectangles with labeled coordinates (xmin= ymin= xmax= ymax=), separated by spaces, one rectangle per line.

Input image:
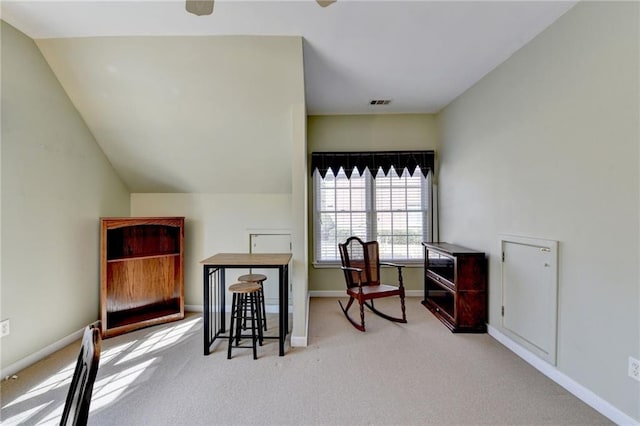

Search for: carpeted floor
xmin=1 ymin=297 xmax=612 ymax=425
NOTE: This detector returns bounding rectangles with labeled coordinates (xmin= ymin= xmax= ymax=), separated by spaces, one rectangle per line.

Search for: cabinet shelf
xmin=425 ymin=270 xmax=455 ymax=292
xmin=107 ymin=252 xmax=180 ymax=263
xmin=422 ymin=242 xmax=487 ymax=333
xmin=101 ymin=217 xmax=185 ymax=338
xmin=105 ymin=299 xmax=182 ymax=337
xmin=423 ymin=294 xmax=455 ymax=326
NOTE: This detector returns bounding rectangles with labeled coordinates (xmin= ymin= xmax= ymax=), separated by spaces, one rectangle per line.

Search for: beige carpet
xmin=1 ymin=297 xmax=611 ymax=425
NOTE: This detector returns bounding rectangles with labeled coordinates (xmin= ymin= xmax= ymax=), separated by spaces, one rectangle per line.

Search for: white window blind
xmin=314 ymin=166 xmax=433 ymax=263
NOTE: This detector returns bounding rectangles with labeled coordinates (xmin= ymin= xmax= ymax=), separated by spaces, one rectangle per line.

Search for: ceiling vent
xmin=369 ymin=99 xmax=391 ymax=105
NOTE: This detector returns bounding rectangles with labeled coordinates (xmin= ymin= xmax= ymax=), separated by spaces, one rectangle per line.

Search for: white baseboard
xmin=191 ymin=289 xmax=423 ymax=347
xmin=309 ymin=290 xmax=423 ymax=298
xmin=185 ymin=304 xmax=203 ymax=312
xmin=290 ymin=293 xmax=310 ymax=348
xmin=290 ymin=335 xmax=307 ymax=347
xmin=488 ymin=325 xmax=639 ymax=426
xmin=1 ymin=328 xmax=84 ymax=380
xmin=2 ymin=301 xmax=301 ymax=378
xmin=189 ymin=299 xmax=309 ymax=347
xmin=188 ymin=302 xmax=308 ymax=346
xmin=186 ymin=304 xmax=292 ymax=314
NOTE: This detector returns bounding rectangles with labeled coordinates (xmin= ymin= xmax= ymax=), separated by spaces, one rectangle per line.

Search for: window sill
xmin=312 ymin=261 xmax=423 ymax=269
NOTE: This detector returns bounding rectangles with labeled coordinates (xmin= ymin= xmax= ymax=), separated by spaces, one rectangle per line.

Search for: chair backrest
xmin=339 ymin=236 xmax=380 ymax=287
xmin=60 ymin=321 xmax=101 ymax=426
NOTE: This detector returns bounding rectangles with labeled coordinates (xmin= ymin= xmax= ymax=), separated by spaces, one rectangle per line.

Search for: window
xmin=313 ymin=165 xmax=433 ymax=264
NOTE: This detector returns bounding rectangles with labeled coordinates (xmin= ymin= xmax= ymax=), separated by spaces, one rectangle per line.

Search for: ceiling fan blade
xmin=186 ymin=0 xmax=214 ymax=16
xmin=316 ymin=0 xmax=336 ymax=7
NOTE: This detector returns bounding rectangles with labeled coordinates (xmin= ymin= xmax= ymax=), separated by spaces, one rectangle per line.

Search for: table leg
xmin=203 ymin=266 xmax=210 ymax=355
xmin=204 ymin=266 xmax=227 ymax=356
xmin=219 ymin=268 xmax=226 ymax=332
xmin=284 ymin=264 xmax=289 ymax=334
xmin=279 ymin=265 xmax=285 ymax=356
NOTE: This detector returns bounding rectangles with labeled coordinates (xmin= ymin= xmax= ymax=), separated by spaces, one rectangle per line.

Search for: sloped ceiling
xmin=2 ymin=0 xmax=578 ymax=193
xmin=36 ymin=35 xmax=305 ymax=193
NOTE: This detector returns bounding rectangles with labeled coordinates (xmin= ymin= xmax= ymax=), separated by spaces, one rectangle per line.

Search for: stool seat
xmin=229 ymin=282 xmax=261 ymax=294
xmin=237 ymin=273 xmax=267 ymax=283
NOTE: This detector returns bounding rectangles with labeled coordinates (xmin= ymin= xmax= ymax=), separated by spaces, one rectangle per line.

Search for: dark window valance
xmin=311 ymin=150 xmax=435 ymax=179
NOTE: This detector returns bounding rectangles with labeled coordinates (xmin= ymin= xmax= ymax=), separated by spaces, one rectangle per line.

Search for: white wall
xmin=130 ymin=193 xmax=292 ymax=307
xmin=438 ymin=2 xmax=639 ymax=421
xmin=290 ymin=102 xmax=309 ymax=344
xmin=130 ymin=108 xmax=308 ymax=345
xmin=129 ymin=36 xmax=308 ymax=345
xmin=307 ymin=114 xmax=439 ymax=293
xmin=1 ymin=21 xmax=130 ymax=370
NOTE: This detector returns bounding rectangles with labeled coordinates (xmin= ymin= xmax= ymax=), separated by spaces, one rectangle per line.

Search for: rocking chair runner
xmin=338 ymin=236 xmax=407 ymax=331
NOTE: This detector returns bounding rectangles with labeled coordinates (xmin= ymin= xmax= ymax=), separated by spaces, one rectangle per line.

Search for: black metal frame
xmin=203 ymin=262 xmax=290 ymax=356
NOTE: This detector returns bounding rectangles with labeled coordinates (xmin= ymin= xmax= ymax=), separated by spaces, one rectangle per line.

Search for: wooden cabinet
xmin=100 ymin=217 xmax=184 ymax=338
xmin=421 ymin=242 xmax=487 ymax=333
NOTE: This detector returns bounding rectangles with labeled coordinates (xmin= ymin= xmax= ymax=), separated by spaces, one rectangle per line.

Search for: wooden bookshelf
xmin=101 ymin=217 xmax=184 ymax=338
xmin=421 ymin=242 xmax=487 ymax=333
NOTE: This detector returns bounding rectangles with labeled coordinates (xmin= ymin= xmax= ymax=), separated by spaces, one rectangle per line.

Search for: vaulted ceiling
xmin=1 ymin=1 xmax=577 ymax=193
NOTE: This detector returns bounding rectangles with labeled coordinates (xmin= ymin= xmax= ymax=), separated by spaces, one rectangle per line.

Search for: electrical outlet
xmin=0 ymin=319 xmax=10 ymax=338
xmin=629 ymin=356 xmax=640 ymax=382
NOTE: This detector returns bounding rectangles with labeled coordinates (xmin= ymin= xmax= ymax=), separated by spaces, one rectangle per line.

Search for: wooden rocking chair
xmin=338 ymin=236 xmax=407 ymax=331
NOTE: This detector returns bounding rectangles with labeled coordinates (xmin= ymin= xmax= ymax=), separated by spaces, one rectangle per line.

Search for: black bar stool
xmin=228 ymin=282 xmax=263 ymax=360
xmin=237 ymin=273 xmax=268 ymax=331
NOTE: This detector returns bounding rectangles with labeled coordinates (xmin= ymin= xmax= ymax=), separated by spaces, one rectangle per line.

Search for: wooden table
xmin=200 ymin=253 xmax=292 ymax=356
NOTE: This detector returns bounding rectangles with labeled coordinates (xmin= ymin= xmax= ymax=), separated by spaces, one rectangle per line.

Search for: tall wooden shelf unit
xmin=101 ymin=217 xmax=185 ymax=338
xmin=421 ymin=242 xmax=487 ymax=333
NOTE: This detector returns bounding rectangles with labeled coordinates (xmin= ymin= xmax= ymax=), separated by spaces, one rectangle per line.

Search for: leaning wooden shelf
xmin=100 ymin=217 xmax=185 ymax=338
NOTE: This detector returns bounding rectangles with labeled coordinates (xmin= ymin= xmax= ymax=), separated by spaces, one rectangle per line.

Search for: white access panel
xmin=249 ymin=233 xmax=291 ymax=306
xmin=500 ymin=235 xmax=558 ymax=365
